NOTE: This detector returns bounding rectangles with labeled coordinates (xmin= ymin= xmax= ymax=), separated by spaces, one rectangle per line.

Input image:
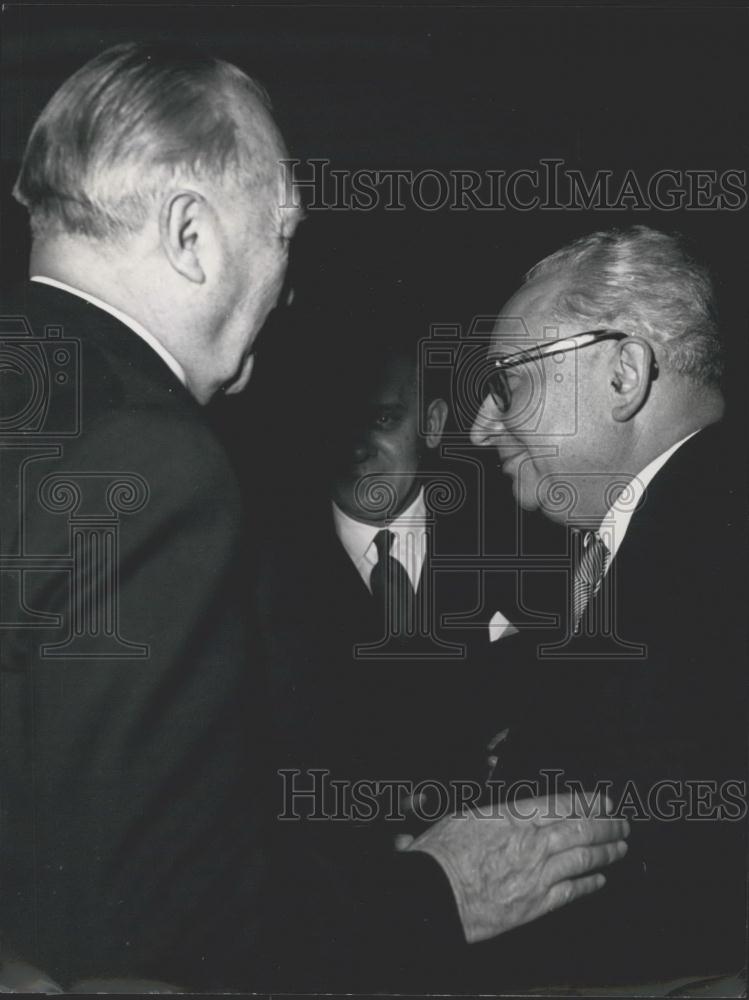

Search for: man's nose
xmin=350 ymin=430 xmax=376 ymax=464
xmin=352 ymin=441 xmax=371 ymax=464
xmin=470 ymin=395 xmax=505 ymax=446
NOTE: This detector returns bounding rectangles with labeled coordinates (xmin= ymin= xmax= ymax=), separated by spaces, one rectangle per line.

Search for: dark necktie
xmin=369 ymin=529 xmax=417 ymax=637
xmin=571 ymin=529 xmax=610 ymax=632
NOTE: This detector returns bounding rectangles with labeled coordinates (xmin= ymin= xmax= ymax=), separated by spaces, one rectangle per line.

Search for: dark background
xmin=2 ymin=3 xmax=747 ymax=513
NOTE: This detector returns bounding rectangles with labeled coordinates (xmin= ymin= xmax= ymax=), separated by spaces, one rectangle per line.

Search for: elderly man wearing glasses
xmin=465 ymin=225 xmax=746 ymax=989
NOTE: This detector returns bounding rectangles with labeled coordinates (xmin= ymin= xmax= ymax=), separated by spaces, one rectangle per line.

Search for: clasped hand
xmin=407 ymin=793 xmax=629 ymax=943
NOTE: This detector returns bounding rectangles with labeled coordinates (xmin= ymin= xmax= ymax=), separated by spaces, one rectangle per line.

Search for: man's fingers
xmin=543 ymin=839 xmax=628 ymax=886
xmin=543 ymin=872 xmax=607 ymax=914
xmin=545 ymin=815 xmax=630 ymax=855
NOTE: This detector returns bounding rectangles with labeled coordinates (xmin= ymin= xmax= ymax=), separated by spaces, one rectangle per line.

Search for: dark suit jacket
xmin=256 ymin=423 xmax=745 ymax=990
xmin=0 ymin=282 xmax=260 ymax=989
xmin=255 ymin=483 xmax=513 ymax=990
xmin=467 ymin=421 xmax=747 ymax=988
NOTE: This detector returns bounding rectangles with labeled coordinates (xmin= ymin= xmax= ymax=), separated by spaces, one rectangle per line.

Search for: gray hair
xmin=524 ymin=225 xmax=723 ymax=384
xmin=13 ymin=41 xmax=277 ymax=241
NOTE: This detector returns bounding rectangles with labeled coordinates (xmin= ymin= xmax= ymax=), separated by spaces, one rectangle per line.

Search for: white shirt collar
xmin=30 ymin=275 xmax=187 ymax=388
xmin=598 ymin=430 xmax=700 ymax=563
xmin=332 ymin=487 xmax=428 ymax=592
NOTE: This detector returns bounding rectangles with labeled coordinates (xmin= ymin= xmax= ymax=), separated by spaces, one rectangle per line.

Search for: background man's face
xmin=471 ymin=275 xmax=615 ymax=524
xmin=332 ymin=354 xmax=425 ymax=523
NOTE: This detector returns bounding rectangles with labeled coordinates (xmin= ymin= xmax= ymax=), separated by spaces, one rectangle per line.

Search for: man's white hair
xmin=525 ymin=226 xmax=723 ymax=385
xmin=13 ymin=41 xmax=277 ymax=241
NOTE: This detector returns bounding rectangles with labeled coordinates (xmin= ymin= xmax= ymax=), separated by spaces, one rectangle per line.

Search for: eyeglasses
xmin=485 ymin=329 xmax=628 ymax=414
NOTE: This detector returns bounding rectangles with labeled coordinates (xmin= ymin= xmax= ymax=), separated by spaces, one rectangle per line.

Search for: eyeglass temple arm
xmin=494 ymin=330 xmax=627 ymax=370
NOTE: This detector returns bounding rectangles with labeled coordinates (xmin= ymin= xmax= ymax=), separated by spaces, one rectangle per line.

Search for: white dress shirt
xmin=31 ymin=275 xmax=187 ymax=388
xmin=334 ymin=489 xmax=515 ymax=643
xmin=332 ymin=488 xmax=428 ymax=593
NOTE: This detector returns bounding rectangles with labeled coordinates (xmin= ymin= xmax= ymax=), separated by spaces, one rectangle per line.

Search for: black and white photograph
xmin=0 ymin=2 xmax=746 ymax=995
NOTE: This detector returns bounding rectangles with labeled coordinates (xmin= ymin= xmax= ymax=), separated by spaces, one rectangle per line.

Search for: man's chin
xmin=333 ymin=475 xmax=411 ymax=523
xmin=335 ymin=493 xmax=389 ymax=522
xmin=512 ymin=475 xmax=541 ymax=512
xmin=343 ymin=507 xmax=389 ymax=525
xmin=223 ymin=354 xmax=255 ymax=396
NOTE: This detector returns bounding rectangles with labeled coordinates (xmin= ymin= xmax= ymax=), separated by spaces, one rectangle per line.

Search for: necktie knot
xmin=577 ymin=530 xmax=609 ymax=584
xmin=373 ymin=528 xmax=395 ymax=563
xmin=571 ymin=529 xmax=610 ymax=630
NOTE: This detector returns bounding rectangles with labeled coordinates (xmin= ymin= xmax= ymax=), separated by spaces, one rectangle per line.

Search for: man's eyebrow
xmin=369 ymin=402 xmax=404 ymax=414
xmin=487 ymin=349 xmax=517 ymax=363
xmin=282 ymin=204 xmax=308 ymax=233
xmin=488 ymin=344 xmax=535 ymax=361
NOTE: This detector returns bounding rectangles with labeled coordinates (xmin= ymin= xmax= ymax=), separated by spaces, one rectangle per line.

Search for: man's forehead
xmin=235 ymin=111 xmax=298 ymax=223
xmin=360 ymin=354 xmax=416 ymax=404
xmin=490 ymin=276 xmax=568 ymax=354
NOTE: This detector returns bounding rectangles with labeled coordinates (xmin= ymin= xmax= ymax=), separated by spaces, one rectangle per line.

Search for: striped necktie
xmin=369 ymin=529 xmax=417 ymax=637
xmin=572 ymin=529 xmax=610 ymax=631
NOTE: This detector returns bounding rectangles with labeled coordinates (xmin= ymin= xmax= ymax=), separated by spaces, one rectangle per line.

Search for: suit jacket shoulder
xmin=0 ymin=282 xmax=257 ymax=989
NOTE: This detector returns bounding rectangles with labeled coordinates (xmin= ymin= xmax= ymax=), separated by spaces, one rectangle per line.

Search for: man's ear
xmin=425 ymin=397 xmax=448 ymax=448
xmin=610 ymin=337 xmax=657 ymax=422
xmin=160 ymin=190 xmax=208 ymax=284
